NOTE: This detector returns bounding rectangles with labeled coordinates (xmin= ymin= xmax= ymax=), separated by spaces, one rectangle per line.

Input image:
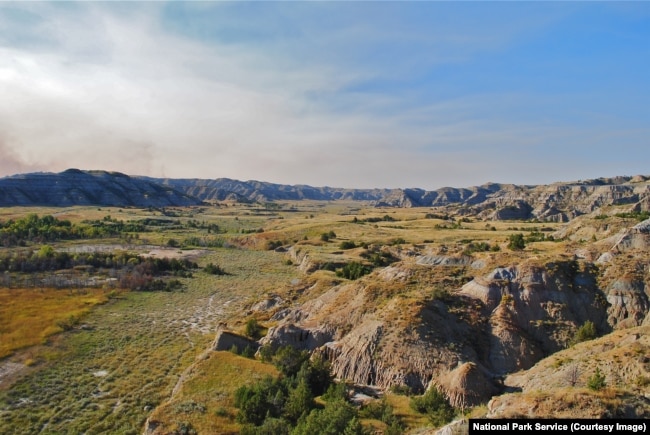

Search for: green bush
xmin=587 ymin=367 xmax=606 ymax=391
xmin=359 ymin=398 xmax=402 ymax=429
xmin=245 ymin=318 xmax=262 ymax=339
xmin=507 ymin=233 xmax=526 ymax=250
xmin=336 ymin=262 xmax=372 ymax=280
xmin=292 ymin=400 xmax=362 ymax=435
xmin=572 ymin=320 xmax=597 ymax=345
xmin=204 ymin=262 xmax=226 ymax=275
xmin=320 ymin=231 xmax=336 ymax=242
xmin=272 ymin=346 xmax=310 ymax=378
xmin=410 ymin=387 xmax=455 ymax=427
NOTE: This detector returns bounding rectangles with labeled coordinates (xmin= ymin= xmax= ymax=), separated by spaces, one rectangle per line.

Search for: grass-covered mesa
xmin=0 ymin=198 xmax=648 ymax=434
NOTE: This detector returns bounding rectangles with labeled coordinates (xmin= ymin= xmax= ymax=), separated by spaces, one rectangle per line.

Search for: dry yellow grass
xmin=0 ymin=287 xmax=109 ymax=359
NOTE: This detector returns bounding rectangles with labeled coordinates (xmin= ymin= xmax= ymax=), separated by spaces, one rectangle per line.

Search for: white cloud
xmin=0 ymin=2 xmax=647 ymax=189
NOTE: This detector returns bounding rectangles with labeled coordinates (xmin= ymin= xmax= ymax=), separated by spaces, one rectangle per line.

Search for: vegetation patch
xmin=0 ymin=287 xmax=109 ymax=359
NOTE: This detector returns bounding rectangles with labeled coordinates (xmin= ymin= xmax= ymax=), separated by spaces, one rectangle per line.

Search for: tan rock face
xmin=259 ymin=258 xmax=619 ymax=398
xmin=435 ymin=362 xmax=499 ymax=409
xmin=460 ymin=262 xmax=610 ymax=356
xmin=613 ymin=218 xmax=650 ymax=252
xmin=488 ymin=325 xmax=650 ymax=419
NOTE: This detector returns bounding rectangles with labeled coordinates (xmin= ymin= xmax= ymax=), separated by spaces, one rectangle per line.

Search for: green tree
xmin=572 ymin=320 xmax=597 ymax=345
xmin=37 ymin=245 xmax=55 ymax=258
xmin=273 ymin=346 xmax=310 ymax=378
xmin=507 ymin=233 xmax=526 ymax=250
xmin=410 ymin=387 xmax=455 ymax=427
xmin=300 ymin=355 xmax=333 ymax=396
xmin=284 ymin=378 xmax=314 ymax=422
xmin=292 ymin=400 xmax=361 ymax=435
xmin=246 ymin=318 xmax=262 ymax=339
xmin=587 ymin=367 xmax=607 ymax=391
xmin=241 ymin=418 xmax=291 ymax=435
xmin=336 ymin=261 xmax=372 ymax=280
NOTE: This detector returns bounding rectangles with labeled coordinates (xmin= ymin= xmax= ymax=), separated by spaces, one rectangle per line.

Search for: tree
xmin=292 ymin=400 xmax=361 ymax=435
xmin=410 ymin=387 xmax=455 ymax=427
xmin=246 ymin=318 xmax=262 ymax=339
xmin=507 ymin=233 xmax=526 ymax=250
xmin=587 ymin=367 xmax=606 ymax=391
xmin=37 ymin=245 xmax=55 ymax=258
xmin=572 ymin=320 xmax=597 ymax=345
xmin=273 ymin=346 xmax=309 ymax=378
xmin=284 ymin=378 xmax=314 ymax=422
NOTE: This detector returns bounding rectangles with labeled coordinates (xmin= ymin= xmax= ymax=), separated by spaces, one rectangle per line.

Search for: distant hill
xmin=147 ymin=177 xmax=394 ymax=203
xmin=1 ymin=170 xmax=648 ymax=221
xmin=0 ymin=169 xmax=200 ymax=207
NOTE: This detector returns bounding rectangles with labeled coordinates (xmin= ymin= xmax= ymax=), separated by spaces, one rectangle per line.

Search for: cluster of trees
xmin=0 ymin=214 xmax=77 ymax=246
xmin=116 ymin=256 xmax=197 ymax=291
xmin=462 ymin=241 xmax=499 ymax=255
xmin=0 ymin=213 xmax=231 ymax=248
xmin=0 ymin=248 xmax=198 ymax=291
xmin=360 ymin=249 xmax=397 ymax=268
xmin=409 ymin=387 xmax=455 ymax=427
xmin=0 ymin=249 xmax=196 ymax=274
xmin=0 ymin=214 xmax=151 ymax=247
xmin=235 ymin=346 xmax=399 ymax=435
xmin=352 ymin=215 xmax=396 ymax=224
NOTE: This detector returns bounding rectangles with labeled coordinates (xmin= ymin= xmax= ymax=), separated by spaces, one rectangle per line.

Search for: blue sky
xmin=0 ymin=1 xmax=648 ymax=189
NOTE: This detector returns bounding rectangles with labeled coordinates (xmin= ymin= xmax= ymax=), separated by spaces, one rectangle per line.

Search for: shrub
xmin=339 ymin=241 xmax=356 ymax=250
xmin=507 ymin=233 xmax=526 ymax=250
xmin=359 ymin=398 xmax=402 ymax=428
xmin=587 ymin=367 xmax=606 ymax=391
xmin=204 ymin=262 xmax=226 ymax=275
xmin=336 ymin=262 xmax=372 ymax=280
xmin=245 ymin=318 xmax=262 ymax=339
xmin=272 ymin=346 xmax=309 ymax=378
xmin=410 ymin=387 xmax=455 ymax=427
xmin=572 ymin=320 xmax=597 ymax=345
xmin=320 ymin=231 xmax=336 ymax=242
xmin=266 ymin=240 xmax=283 ymax=250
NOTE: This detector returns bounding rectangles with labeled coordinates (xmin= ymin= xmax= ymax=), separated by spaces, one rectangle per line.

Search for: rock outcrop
xmin=259 ymin=259 xmax=617 ymax=399
xmin=488 ymin=325 xmax=650 ymax=418
xmin=612 ymin=218 xmax=650 ymax=252
xmin=435 ymin=362 xmax=498 ymax=409
xmin=212 ymin=328 xmax=258 ymax=353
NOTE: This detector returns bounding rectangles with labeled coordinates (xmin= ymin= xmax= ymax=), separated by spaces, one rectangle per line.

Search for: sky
xmin=0 ymin=1 xmax=648 ymax=190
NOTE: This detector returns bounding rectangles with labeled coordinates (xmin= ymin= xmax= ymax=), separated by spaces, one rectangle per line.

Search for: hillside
xmin=0 ymin=169 xmax=201 ymax=207
xmin=1 ymin=170 xmax=648 ymax=223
